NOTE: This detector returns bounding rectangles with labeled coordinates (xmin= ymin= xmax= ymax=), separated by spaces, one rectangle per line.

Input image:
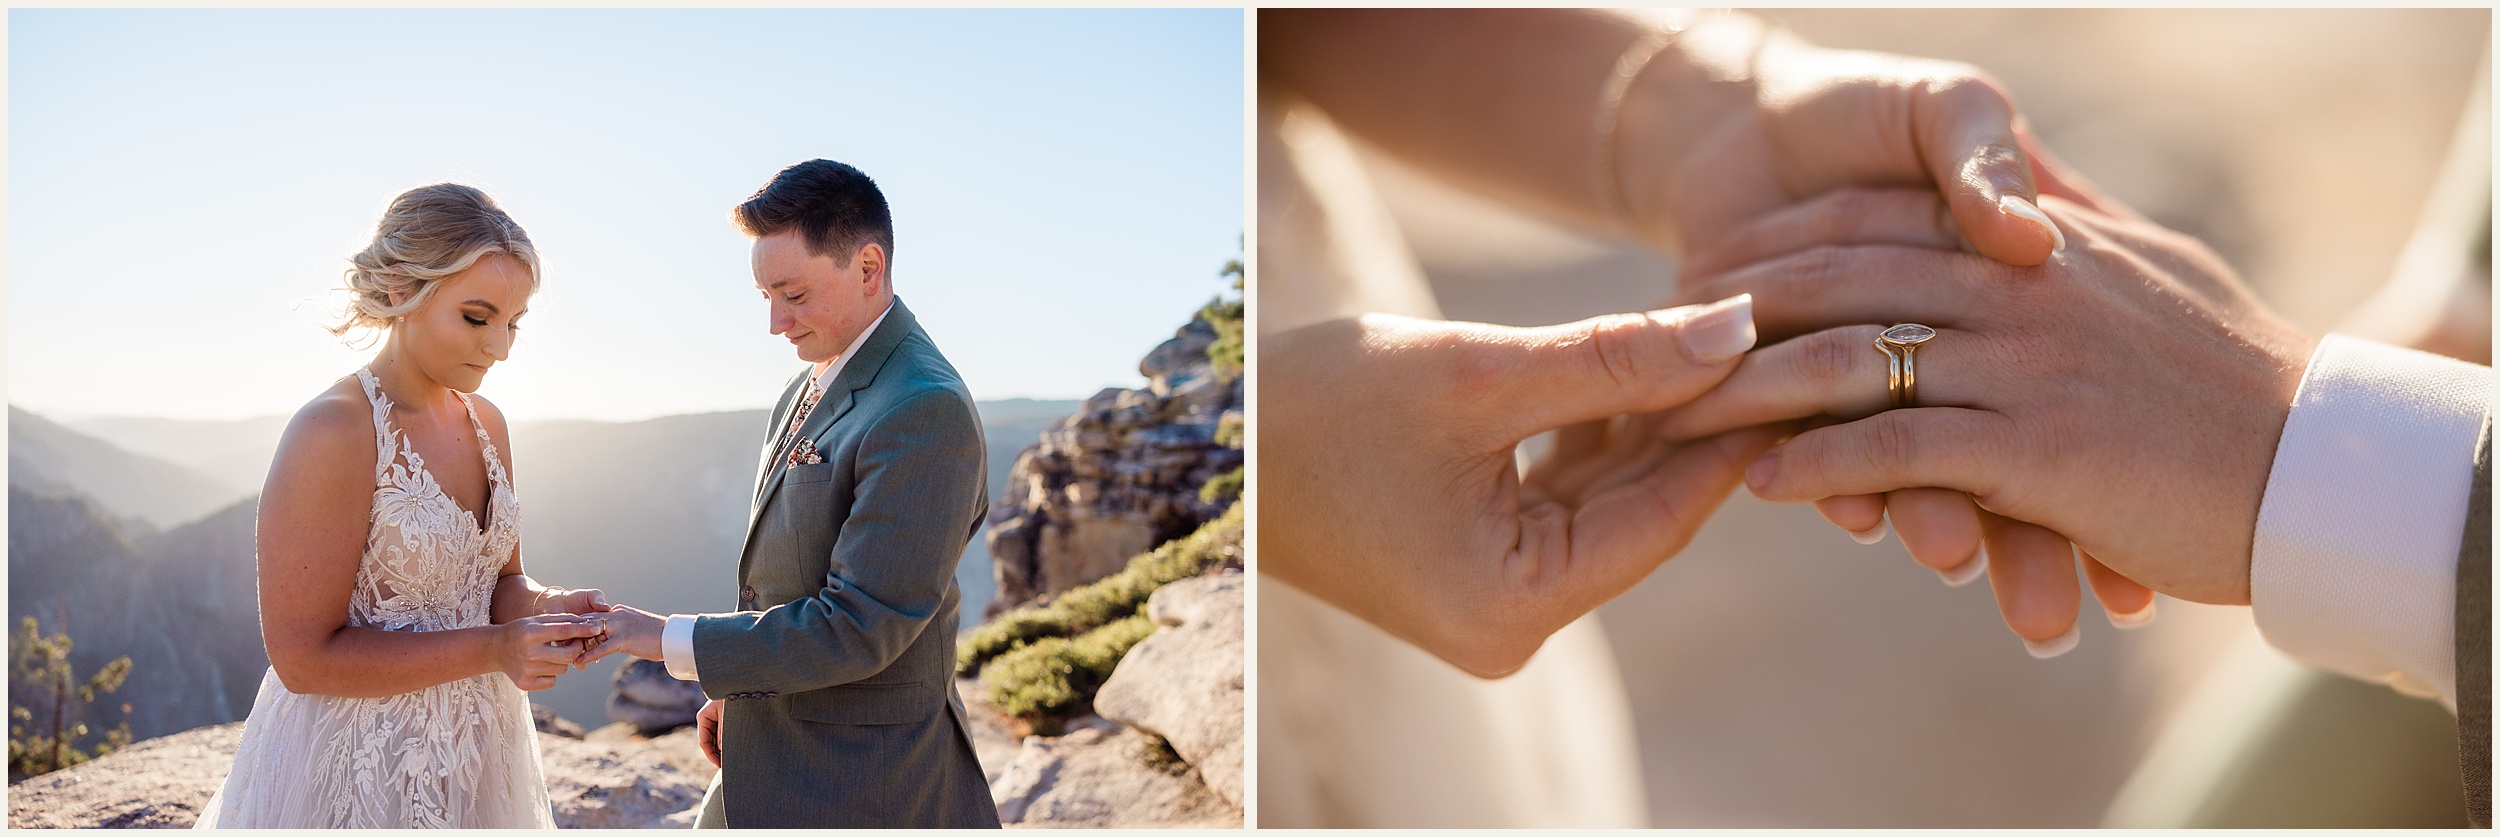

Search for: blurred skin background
xmin=1257 ymin=8 xmax=2488 ymax=827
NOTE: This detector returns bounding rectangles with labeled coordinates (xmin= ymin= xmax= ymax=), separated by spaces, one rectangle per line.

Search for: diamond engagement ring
xmin=1875 ymin=324 xmax=1936 ymax=409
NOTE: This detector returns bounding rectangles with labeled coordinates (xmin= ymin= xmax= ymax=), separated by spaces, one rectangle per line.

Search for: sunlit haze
xmin=9 ymin=9 xmax=1243 ymax=422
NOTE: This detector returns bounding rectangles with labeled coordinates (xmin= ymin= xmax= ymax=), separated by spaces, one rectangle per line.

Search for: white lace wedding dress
xmin=196 ymin=368 xmax=552 ymax=828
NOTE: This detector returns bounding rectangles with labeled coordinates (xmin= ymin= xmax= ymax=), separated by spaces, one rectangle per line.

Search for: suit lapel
xmin=753 ymin=370 xmax=813 ymax=508
xmin=740 ymin=298 xmax=923 ymax=550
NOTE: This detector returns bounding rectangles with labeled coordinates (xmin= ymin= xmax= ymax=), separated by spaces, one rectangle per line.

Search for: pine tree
xmin=8 ymin=616 xmax=134 ymax=780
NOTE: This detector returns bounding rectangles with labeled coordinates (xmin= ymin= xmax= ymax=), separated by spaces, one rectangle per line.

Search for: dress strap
xmin=353 ymin=368 xmax=396 ymax=483
xmin=452 ymin=391 xmax=511 ymax=491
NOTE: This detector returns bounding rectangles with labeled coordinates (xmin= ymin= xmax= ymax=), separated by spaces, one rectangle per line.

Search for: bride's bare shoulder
xmin=267 ymin=377 xmax=380 ymax=485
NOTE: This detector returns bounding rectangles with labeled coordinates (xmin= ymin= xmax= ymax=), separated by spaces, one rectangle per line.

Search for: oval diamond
xmin=1882 ymin=323 xmax=1937 ymax=345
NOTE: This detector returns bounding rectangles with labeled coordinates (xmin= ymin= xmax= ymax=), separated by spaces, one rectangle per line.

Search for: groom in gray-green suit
xmin=585 ymin=159 xmax=999 ymax=828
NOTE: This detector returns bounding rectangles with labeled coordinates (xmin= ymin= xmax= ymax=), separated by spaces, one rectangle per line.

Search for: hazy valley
xmin=8 ymin=397 xmax=1079 ymax=731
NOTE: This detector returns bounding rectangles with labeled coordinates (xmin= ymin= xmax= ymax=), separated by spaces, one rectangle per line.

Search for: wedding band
xmin=1874 ymin=324 xmax=1937 ymax=409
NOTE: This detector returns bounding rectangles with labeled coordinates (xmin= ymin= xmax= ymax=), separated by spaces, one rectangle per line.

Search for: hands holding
xmin=1261 ymin=8 xmax=2156 ymax=673
xmin=1662 ymin=183 xmax=2313 ymax=651
xmin=493 ymin=614 xmax=610 ymax=691
xmin=569 ymin=604 xmax=665 ymax=669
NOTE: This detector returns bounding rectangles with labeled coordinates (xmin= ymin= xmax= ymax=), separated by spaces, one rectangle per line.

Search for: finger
xmin=528 ymin=621 xmax=609 ymax=643
xmin=1656 ymin=324 xmax=1993 ymax=441
xmin=1681 ymin=188 xmax=1967 ymax=281
xmin=1811 ymin=495 xmax=1887 ymax=542
xmin=587 ymin=590 xmax=610 ymax=611
xmin=1535 ymin=425 xmax=1789 ymax=613
xmin=1672 ymin=245 xmax=2000 ymax=343
xmin=1909 ymin=72 xmax=2059 ymax=266
xmin=1466 ymin=294 xmax=1759 ymax=437
xmin=2081 ymin=550 xmax=2157 ymax=628
xmin=575 ymin=641 xmax=624 ymax=668
xmin=1884 ymin=488 xmax=1985 ymax=580
xmin=1979 ymin=513 xmax=2082 ymax=657
xmin=1744 ymin=408 xmax=2020 ymax=504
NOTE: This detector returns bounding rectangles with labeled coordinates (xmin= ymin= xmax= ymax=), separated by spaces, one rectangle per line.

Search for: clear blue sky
xmin=10 ymin=9 xmax=1243 ymax=421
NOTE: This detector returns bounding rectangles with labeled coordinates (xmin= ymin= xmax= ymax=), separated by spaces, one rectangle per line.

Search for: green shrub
xmin=958 ymin=503 xmax=1243 ymax=677
xmin=1202 ymin=257 xmax=1244 ymax=380
xmin=980 ymin=613 xmax=1159 ymax=720
xmin=1213 ymin=411 xmax=1243 ymax=450
xmin=1198 ymin=466 xmax=1243 ymax=505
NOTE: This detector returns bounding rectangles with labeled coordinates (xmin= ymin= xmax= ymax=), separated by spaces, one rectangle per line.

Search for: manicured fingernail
xmin=1847 ymin=516 xmax=1888 ymax=545
xmin=1998 ymin=195 xmax=2065 ymax=253
xmin=2022 ymin=623 xmax=2081 ymax=659
xmin=1745 ymin=449 xmax=1779 ymax=491
xmin=1677 ymin=293 xmax=1756 ymax=364
xmin=1938 ymin=547 xmax=1988 ymax=587
xmin=2106 ymin=600 xmax=2157 ymax=630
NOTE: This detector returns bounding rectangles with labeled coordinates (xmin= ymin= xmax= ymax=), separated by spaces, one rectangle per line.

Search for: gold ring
xmin=1874 ymin=324 xmax=1936 ymax=409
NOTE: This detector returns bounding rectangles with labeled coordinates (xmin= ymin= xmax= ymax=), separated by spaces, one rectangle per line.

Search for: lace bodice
xmin=196 ymin=368 xmax=549 ymax=828
xmin=351 ymin=367 xmax=521 ymax=631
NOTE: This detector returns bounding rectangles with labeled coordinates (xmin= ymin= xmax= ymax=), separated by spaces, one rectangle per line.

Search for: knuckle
xmin=1862 ymin=413 xmax=1923 ymax=474
xmin=1923 ymin=68 xmax=2009 ymax=107
xmin=1583 ymin=314 xmax=1652 ymax=388
xmin=1793 ymin=328 xmax=1866 ymax=389
xmin=1796 ymin=246 xmax=1849 ymax=289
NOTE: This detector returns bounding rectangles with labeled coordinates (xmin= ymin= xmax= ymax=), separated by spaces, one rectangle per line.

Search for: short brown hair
xmin=731 ymin=159 xmax=894 ymax=269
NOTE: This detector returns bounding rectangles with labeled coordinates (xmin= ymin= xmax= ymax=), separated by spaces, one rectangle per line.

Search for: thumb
xmin=1913 ymin=75 xmax=2060 ymax=266
xmin=1475 ymin=294 xmax=1755 ymax=439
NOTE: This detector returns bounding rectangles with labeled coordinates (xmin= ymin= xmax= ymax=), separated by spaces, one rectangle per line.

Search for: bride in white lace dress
xmin=197 ymin=184 xmax=611 ymax=828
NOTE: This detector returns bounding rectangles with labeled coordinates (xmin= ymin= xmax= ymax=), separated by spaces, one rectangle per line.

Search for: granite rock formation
xmin=984 ymin=312 xmax=1244 ymax=616
xmin=1094 ymin=571 xmax=1246 ymax=808
xmin=608 ymin=659 xmax=707 ymax=736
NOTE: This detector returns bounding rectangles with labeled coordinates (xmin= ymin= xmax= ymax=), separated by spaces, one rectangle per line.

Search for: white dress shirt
xmin=2251 ymin=333 xmax=2493 ymax=709
xmin=662 ymin=301 xmax=893 ymax=683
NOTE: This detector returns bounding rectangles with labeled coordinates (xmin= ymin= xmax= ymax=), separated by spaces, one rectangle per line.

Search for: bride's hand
xmin=1659 ymin=189 xmax=2314 ymax=642
xmin=537 ymin=586 xmax=611 ymax=616
xmin=1260 ymin=297 xmax=1786 ymax=677
xmin=497 ymin=614 xmax=609 ymax=690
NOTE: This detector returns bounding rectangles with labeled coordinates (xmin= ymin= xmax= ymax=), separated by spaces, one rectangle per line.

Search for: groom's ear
xmin=853 ymin=242 xmax=887 ymax=290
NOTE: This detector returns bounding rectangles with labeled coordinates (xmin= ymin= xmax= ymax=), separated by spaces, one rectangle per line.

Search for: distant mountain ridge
xmin=11 ymin=407 xmax=248 ymax=529
xmin=8 ymin=398 xmax=1078 ymax=730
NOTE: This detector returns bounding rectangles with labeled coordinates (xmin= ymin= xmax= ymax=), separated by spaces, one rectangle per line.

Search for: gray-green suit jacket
xmin=690 ymin=297 xmax=999 ymax=828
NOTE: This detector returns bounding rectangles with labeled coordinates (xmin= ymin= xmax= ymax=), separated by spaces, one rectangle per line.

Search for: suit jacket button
xmin=739 ymin=585 xmax=756 ymax=605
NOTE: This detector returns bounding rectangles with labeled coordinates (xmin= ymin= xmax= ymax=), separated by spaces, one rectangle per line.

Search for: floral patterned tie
xmin=776 ymin=375 xmax=829 ymax=466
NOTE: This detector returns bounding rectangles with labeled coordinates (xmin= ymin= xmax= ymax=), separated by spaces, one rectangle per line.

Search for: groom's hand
xmin=573 ymin=604 xmax=664 ymax=668
xmin=695 ymin=699 xmax=723 ymax=768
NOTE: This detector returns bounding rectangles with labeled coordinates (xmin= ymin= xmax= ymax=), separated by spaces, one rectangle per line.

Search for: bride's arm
xmin=257 ymin=387 xmax=602 ymax=698
xmin=465 ymin=396 xmax=608 ymax=625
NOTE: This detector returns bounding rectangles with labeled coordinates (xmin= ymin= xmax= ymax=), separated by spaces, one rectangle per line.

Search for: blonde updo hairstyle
xmin=331 ymin=184 xmax=541 ymax=344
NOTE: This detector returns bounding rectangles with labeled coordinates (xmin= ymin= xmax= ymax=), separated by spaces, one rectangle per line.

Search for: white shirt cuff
xmin=662 ymin=613 xmax=701 ymax=682
xmin=2251 ymin=333 xmax=2492 ymax=708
